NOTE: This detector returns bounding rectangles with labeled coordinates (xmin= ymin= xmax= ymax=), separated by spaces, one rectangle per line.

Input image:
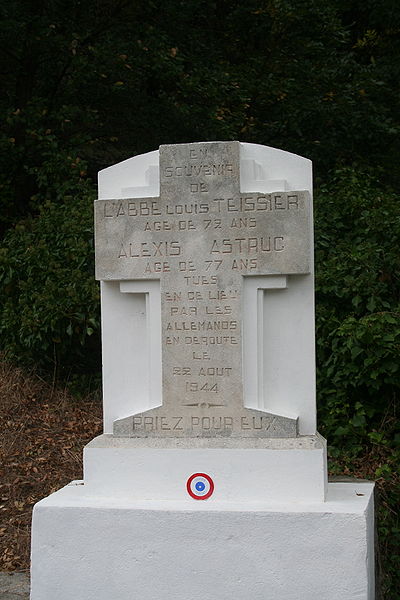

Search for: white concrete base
xmin=31 ymin=481 xmax=375 ymax=600
xmin=84 ymin=434 xmax=328 ymax=503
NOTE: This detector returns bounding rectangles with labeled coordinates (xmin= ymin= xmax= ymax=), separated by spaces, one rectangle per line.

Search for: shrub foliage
xmin=0 ymin=169 xmax=100 ymax=380
xmin=315 ymin=168 xmax=400 ymax=442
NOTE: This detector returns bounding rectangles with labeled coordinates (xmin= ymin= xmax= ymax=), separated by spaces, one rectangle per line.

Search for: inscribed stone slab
xmin=95 ymin=142 xmax=311 ymax=438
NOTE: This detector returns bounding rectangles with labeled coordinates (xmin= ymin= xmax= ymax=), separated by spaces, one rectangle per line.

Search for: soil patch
xmin=0 ymin=360 xmax=102 ymax=570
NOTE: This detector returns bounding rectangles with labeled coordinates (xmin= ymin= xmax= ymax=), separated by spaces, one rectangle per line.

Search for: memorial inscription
xmin=95 ymin=141 xmax=311 ymax=438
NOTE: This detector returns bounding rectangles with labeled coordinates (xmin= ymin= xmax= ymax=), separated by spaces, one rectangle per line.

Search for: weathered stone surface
xmin=113 ymin=407 xmax=297 ymax=438
xmin=87 ymin=433 xmax=325 ymax=450
xmin=95 ymin=141 xmax=311 ymax=438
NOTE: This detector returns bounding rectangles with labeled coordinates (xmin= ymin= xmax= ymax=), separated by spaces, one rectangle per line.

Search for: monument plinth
xmin=30 ymin=142 xmax=375 ymax=600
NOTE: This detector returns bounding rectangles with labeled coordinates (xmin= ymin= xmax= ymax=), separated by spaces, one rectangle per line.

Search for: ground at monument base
xmin=31 ymin=481 xmax=374 ymax=600
xmin=0 ymin=572 xmax=30 ymax=599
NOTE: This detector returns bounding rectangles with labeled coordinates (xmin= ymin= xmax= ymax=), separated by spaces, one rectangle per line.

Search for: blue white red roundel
xmin=186 ymin=473 xmax=214 ymax=500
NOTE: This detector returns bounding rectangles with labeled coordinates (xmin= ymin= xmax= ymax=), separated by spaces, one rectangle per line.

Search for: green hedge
xmin=0 ymin=181 xmax=100 ymax=384
xmin=314 ymin=167 xmax=400 ymax=444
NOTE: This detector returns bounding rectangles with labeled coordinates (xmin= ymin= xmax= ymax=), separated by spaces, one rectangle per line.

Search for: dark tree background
xmin=0 ymin=1 xmax=399 ymax=594
xmin=1 ymin=0 xmax=399 ymax=228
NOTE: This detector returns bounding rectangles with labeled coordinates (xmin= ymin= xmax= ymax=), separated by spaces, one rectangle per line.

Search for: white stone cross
xmin=95 ymin=141 xmax=311 ymax=438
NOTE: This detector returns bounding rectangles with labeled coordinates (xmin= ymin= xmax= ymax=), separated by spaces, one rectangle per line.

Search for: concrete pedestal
xmin=31 ymin=480 xmax=374 ymax=600
xmin=83 ymin=434 xmax=328 ymax=503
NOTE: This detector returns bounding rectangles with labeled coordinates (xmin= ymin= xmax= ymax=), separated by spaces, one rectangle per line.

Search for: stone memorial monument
xmin=31 ymin=142 xmax=375 ymax=599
